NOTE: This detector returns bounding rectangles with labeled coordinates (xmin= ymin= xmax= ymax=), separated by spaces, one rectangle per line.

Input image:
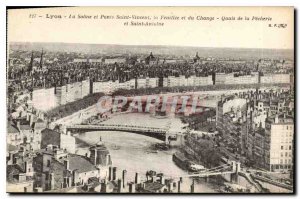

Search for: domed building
xmin=193 ymin=52 xmax=201 ymax=63
xmin=89 ymin=137 xmax=112 ymax=167
xmin=145 ymin=52 xmax=157 ymax=65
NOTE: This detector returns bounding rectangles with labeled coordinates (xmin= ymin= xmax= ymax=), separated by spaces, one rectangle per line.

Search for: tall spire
xmin=39 ymin=49 xmax=44 ymax=69
xmin=27 ymin=51 xmax=34 ymax=72
xmin=149 ymin=52 xmax=154 ymax=59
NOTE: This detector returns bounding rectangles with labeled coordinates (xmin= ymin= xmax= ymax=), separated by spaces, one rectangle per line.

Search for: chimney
xmin=135 ymin=173 xmax=140 ymax=184
xmin=160 ymin=175 xmax=165 ymax=185
xmin=129 ymin=182 xmax=136 ymax=193
xmin=190 ymin=181 xmax=195 ymax=193
xmin=63 ymin=177 xmax=67 ymax=188
xmin=90 ymin=148 xmax=97 ymax=165
xmin=167 ymin=182 xmax=171 ymax=192
xmin=179 ymin=177 xmax=183 ymax=183
xmin=100 ymin=181 xmax=107 ymax=193
xmin=177 ymin=181 xmax=181 ymax=193
xmin=64 ymin=160 xmax=69 ymax=170
xmin=72 ymin=170 xmax=77 ymax=186
xmin=68 ymin=176 xmax=72 ymax=188
xmin=122 ymin=170 xmax=127 ymax=188
xmin=13 ymin=156 xmax=17 ymax=164
xmin=24 ymin=161 xmax=29 ymax=173
xmin=112 ymin=167 xmax=117 ymax=181
xmin=49 ymin=173 xmax=55 ymax=190
xmin=173 ymin=182 xmax=177 ymax=189
xmin=108 ymin=166 xmax=113 ymax=181
xmin=117 ymin=179 xmax=122 ymax=193
xmin=9 ymin=152 xmax=14 ymax=163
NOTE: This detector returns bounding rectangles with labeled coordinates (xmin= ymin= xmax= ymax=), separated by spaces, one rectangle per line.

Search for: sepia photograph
xmin=6 ymin=6 xmax=294 ymax=194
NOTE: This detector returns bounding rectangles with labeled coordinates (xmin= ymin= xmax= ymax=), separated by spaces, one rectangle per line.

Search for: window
xmin=47 ymin=160 xmax=51 ymax=167
xmin=289 ymin=145 xmax=292 ymax=150
xmin=281 ymin=146 xmax=284 ymax=150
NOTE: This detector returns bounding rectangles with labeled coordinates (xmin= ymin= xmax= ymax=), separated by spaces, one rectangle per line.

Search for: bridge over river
xmin=65 ymin=124 xmax=184 ymax=143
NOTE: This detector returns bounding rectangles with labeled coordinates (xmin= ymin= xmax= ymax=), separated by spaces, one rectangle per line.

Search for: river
xmin=36 ymin=85 xmax=289 ymax=193
xmin=76 ymin=130 xmax=219 ymax=193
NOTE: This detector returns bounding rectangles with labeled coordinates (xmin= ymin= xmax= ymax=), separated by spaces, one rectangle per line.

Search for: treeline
xmin=45 ymin=92 xmax=104 ymax=120
xmin=180 ymin=110 xmax=216 ymax=130
xmin=183 ymin=134 xmax=220 ymax=168
xmin=112 ymin=83 xmax=290 ymax=97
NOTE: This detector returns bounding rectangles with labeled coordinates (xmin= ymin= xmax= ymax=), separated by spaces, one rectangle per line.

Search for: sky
xmin=7 ymin=7 xmax=294 ymax=49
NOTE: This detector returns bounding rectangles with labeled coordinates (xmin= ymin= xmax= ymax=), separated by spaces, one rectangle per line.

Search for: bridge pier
xmin=230 ymin=161 xmax=241 ymax=183
xmin=204 ymin=176 xmax=210 ymax=182
xmin=190 ymin=180 xmax=195 ymax=193
xmin=222 ymin=173 xmax=232 ymax=182
xmin=230 ymin=173 xmax=238 ymax=183
xmin=166 ymin=133 xmax=184 ymax=146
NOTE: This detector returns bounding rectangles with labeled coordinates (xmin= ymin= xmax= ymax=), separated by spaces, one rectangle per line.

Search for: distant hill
xmin=9 ymin=42 xmax=294 ymax=60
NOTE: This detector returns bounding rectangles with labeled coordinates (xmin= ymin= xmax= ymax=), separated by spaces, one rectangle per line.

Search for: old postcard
xmin=6 ymin=7 xmax=294 ymax=193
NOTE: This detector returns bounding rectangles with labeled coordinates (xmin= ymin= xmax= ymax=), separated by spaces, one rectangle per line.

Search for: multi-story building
xmin=260 ymin=74 xmax=291 ymax=84
xmin=228 ymin=90 xmax=295 ymax=172
xmin=216 ymin=97 xmax=247 ymax=157
xmin=146 ymin=78 xmax=159 ymax=88
xmin=55 ymin=79 xmax=91 ymax=105
xmin=33 ymin=140 xmax=111 ymax=192
xmin=137 ymin=78 xmax=147 ymax=89
xmin=215 ymin=73 xmax=259 ymax=85
xmin=7 ymin=149 xmax=35 ymax=192
xmin=104 ymin=58 xmax=126 ymax=64
xmin=93 ymin=81 xmax=116 ymax=94
xmin=162 ymin=75 xmax=213 ymax=88
xmin=41 ymin=128 xmax=76 ymax=154
xmin=73 ymin=58 xmax=88 ymax=63
xmin=264 ymin=114 xmax=294 ymax=172
xmin=193 ymin=76 xmax=213 ymax=86
xmin=7 ymin=122 xmax=22 ymax=147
